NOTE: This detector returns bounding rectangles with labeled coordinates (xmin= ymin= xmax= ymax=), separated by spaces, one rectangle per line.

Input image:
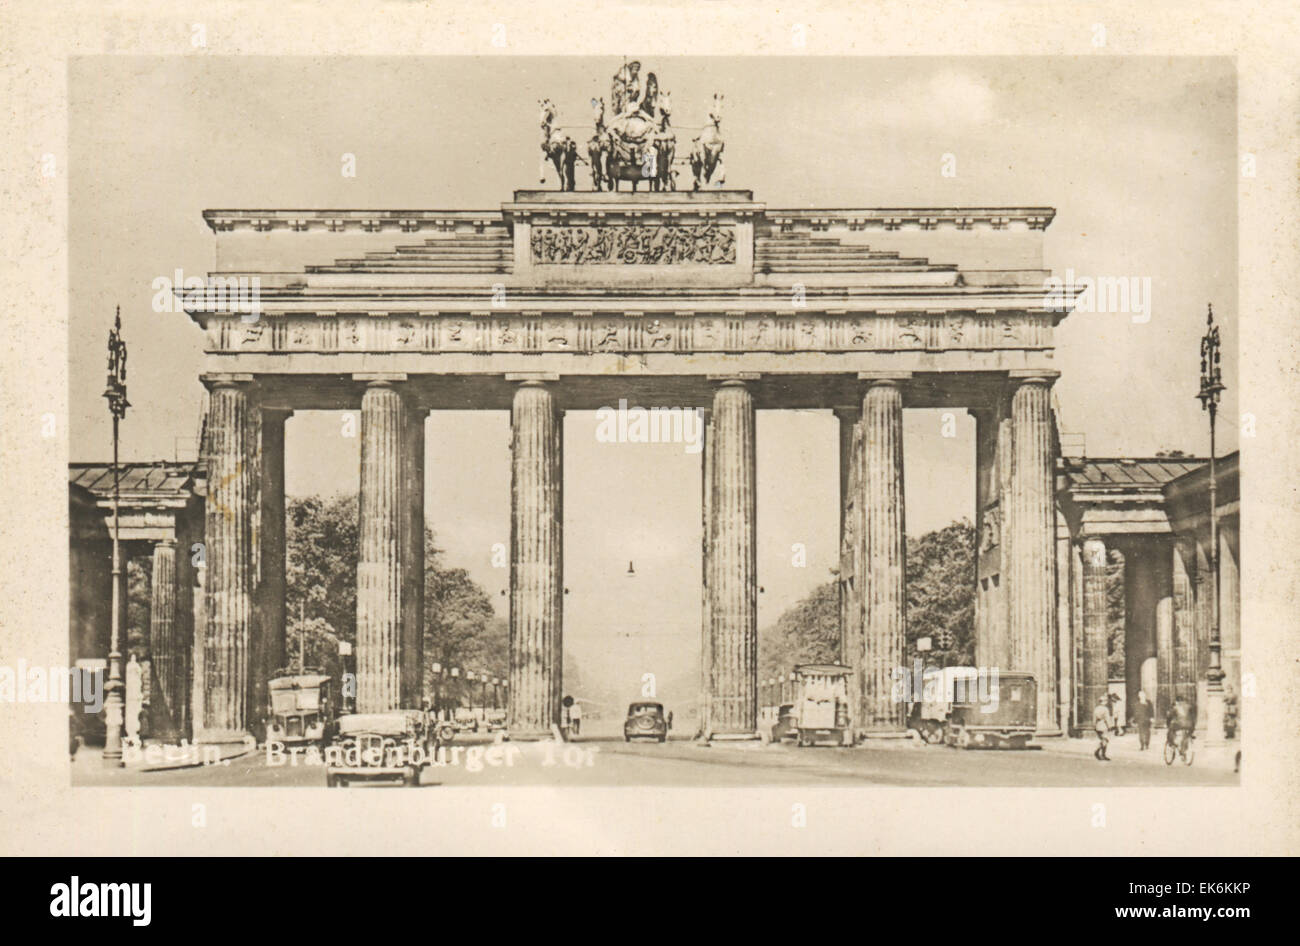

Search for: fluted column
xmin=1080 ymin=537 xmax=1109 ymax=722
xmin=401 ymin=406 xmax=426 ymax=708
xmin=1055 ymin=507 xmax=1074 ymax=734
xmin=860 ymin=379 xmax=906 ymax=733
xmin=698 ymin=408 xmax=713 ymax=738
xmin=356 ymin=382 xmax=406 ymax=713
xmin=251 ymin=408 xmax=288 ymax=736
xmin=200 ymin=380 xmax=256 ymax=742
xmin=149 ymin=540 xmax=180 ymax=739
xmin=834 ymin=407 xmax=863 ymax=731
xmin=508 ymin=381 xmax=563 ymax=739
xmin=1172 ymin=539 xmax=1198 ymax=704
xmin=1006 ymin=376 xmax=1059 ymax=732
xmin=707 ymin=380 xmax=757 ymax=737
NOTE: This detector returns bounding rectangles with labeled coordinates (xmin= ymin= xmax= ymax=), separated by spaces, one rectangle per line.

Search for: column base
xmin=1201 ymin=690 xmax=1228 ymax=747
xmin=192 ymin=727 xmax=255 ymax=749
xmin=506 ymin=727 xmax=563 ymax=743
xmin=706 ymin=731 xmax=763 ymax=747
xmin=857 ymin=729 xmax=910 ymax=740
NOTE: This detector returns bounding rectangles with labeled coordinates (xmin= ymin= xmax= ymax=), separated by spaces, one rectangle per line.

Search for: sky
xmin=68 ymin=56 xmax=1237 ymax=707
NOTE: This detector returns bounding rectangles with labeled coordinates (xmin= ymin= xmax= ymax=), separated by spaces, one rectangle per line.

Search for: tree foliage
xmin=759 ymin=519 xmax=977 ymax=676
xmin=904 ymin=519 xmax=976 ymax=666
xmin=284 ymin=494 xmax=505 ymax=703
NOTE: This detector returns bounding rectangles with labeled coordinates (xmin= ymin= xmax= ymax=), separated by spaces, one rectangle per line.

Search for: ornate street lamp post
xmin=1197 ymin=304 xmax=1226 ymax=741
xmin=102 ymin=308 xmax=130 ymax=765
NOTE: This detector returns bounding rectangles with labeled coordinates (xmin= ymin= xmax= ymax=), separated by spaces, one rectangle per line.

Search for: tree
xmin=905 ymin=519 xmax=976 ymax=666
xmin=759 ymin=519 xmax=977 ymax=677
xmin=284 ymin=494 xmax=505 ymax=705
xmin=759 ymin=580 xmax=840 ymax=679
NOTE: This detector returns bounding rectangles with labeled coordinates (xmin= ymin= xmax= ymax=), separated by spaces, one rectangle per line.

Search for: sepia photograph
xmin=62 ymin=54 xmax=1241 ymax=790
xmin=0 ymin=0 xmax=1296 ymax=881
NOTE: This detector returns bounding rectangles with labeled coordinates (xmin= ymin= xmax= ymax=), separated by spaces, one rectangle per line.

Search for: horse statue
xmin=587 ymin=97 xmax=609 ymax=191
xmin=652 ymin=90 xmax=676 ymax=191
xmin=539 ymin=98 xmax=576 ymax=191
xmin=602 ymin=71 xmax=676 ymax=192
xmin=690 ymin=93 xmax=725 ymax=190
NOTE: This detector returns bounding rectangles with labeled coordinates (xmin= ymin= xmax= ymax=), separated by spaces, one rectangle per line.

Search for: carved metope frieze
xmin=201 ymin=311 xmax=1053 ymax=355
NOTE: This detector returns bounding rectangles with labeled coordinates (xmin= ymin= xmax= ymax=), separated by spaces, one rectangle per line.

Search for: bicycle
xmin=1163 ymin=730 xmax=1195 ymax=766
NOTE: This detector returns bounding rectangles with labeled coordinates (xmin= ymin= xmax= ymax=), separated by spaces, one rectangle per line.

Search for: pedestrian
xmin=1093 ymin=695 xmax=1112 ymax=761
xmin=1134 ymin=690 xmax=1154 ymax=750
xmin=570 ymin=699 xmax=582 ymax=736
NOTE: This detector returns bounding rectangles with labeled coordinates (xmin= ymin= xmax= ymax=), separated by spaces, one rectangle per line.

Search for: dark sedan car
xmin=623 ymin=702 xmax=669 ymax=742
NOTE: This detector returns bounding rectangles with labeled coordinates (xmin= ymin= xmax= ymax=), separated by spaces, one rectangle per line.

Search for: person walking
xmin=1093 ymin=695 xmax=1113 ymax=761
xmin=1134 ymin=690 xmax=1154 ymax=750
xmin=569 ymin=700 xmax=582 ymax=737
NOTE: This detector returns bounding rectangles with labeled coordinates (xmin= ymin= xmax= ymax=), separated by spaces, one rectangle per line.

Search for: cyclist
xmin=1165 ymin=696 xmax=1197 ymax=759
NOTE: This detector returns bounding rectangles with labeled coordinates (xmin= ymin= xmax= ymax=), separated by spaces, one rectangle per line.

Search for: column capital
xmin=857 ymin=370 xmax=913 ymax=384
xmin=353 ymin=372 xmax=408 ymax=385
xmin=200 ymin=372 xmax=255 ymax=390
xmin=505 ymin=372 xmax=560 ymax=383
xmin=832 ymin=405 xmax=861 ymax=421
xmin=1007 ymin=369 xmax=1060 ymax=385
xmin=707 ymin=373 xmax=761 ymax=384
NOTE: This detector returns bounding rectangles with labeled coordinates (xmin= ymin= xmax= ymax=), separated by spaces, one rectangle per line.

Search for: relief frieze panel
xmin=530 ymin=224 xmax=737 ymax=265
xmin=203 ymin=312 xmax=1051 ymax=355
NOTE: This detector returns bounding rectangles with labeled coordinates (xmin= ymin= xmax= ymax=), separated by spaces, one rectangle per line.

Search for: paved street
xmin=71 ymin=728 xmax=1239 ymax=789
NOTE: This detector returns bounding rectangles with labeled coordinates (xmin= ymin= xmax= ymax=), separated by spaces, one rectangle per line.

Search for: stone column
xmin=402 ymin=406 xmax=427 ymax=708
xmin=356 ymin=381 xmax=408 ymax=714
xmin=1172 ymin=539 xmax=1198 ymax=705
xmin=1070 ymin=539 xmax=1085 ymax=732
xmin=1193 ymin=539 xmax=1212 ymax=722
xmin=860 ymin=378 xmax=906 ymax=733
xmin=1055 ymin=507 xmax=1074 ymax=734
xmin=698 ymin=408 xmax=713 ymax=739
xmin=834 ymin=407 xmax=863 ymax=731
xmin=1006 ymin=375 xmax=1059 ymax=733
xmin=190 ymin=557 xmax=206 ymax=735
xmin=508 ymin=381 xmax=563 ymax=739
xmin=1154 ymin=540 xmax=1177 ymax=721
xmin=706 ymin=380 xmax=758 ymax=738
xmin=1219 ymin=524 xmax=1241 ymax=699
xmin=971 ymin=408 xmax=1000 ymax=670
xmin=200 ymin=379 xmax=256 ymax=742
xmin=1080 ymin=537 xmax=1109 ymax=723
xmin=251 ymin=408 xmax=289 ymax=735
xmin=148 ymin=540 xmax=180 ymax=740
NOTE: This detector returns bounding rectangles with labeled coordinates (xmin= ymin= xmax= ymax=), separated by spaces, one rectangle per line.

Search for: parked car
xmin=944 ymin=671 xmax=1038 ymax=750
xmin=484 ymin=709 xmax=507 ymax=732
xmin=325 ymin=711 xmax=431 ymax=787
xmin=266 ymin=670 xmax=335 ymax=746
xmin=623 ymin=701 xmax=669 ymax=742
xmin=769 ymin=703 xmax=798 ymax=744
xmin=453 ymin=708 xmax=479 ymax=733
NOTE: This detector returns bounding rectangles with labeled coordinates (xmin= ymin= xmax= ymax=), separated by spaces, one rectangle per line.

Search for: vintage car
xmin=623 ymin=701 xmax=669 ymax=742
xmin=944 ymin=671 xmax=1038 ymax=750
xmin=906 ymin=666 xmax=978 ymax=745
xmin=792 ymin=664 xmax=854 ymax=747
xmin=266 ymin=670 xmax=335 ymax=746
xmin=325 ymin=710 xmax=434 ymax=787
xmin=452 ymin=707 xmax=479 ymax=733
xmin=484 ymin=709 xmax=507 ymax=732
xmin=769 ymin=703 xmax=798 ymax=744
